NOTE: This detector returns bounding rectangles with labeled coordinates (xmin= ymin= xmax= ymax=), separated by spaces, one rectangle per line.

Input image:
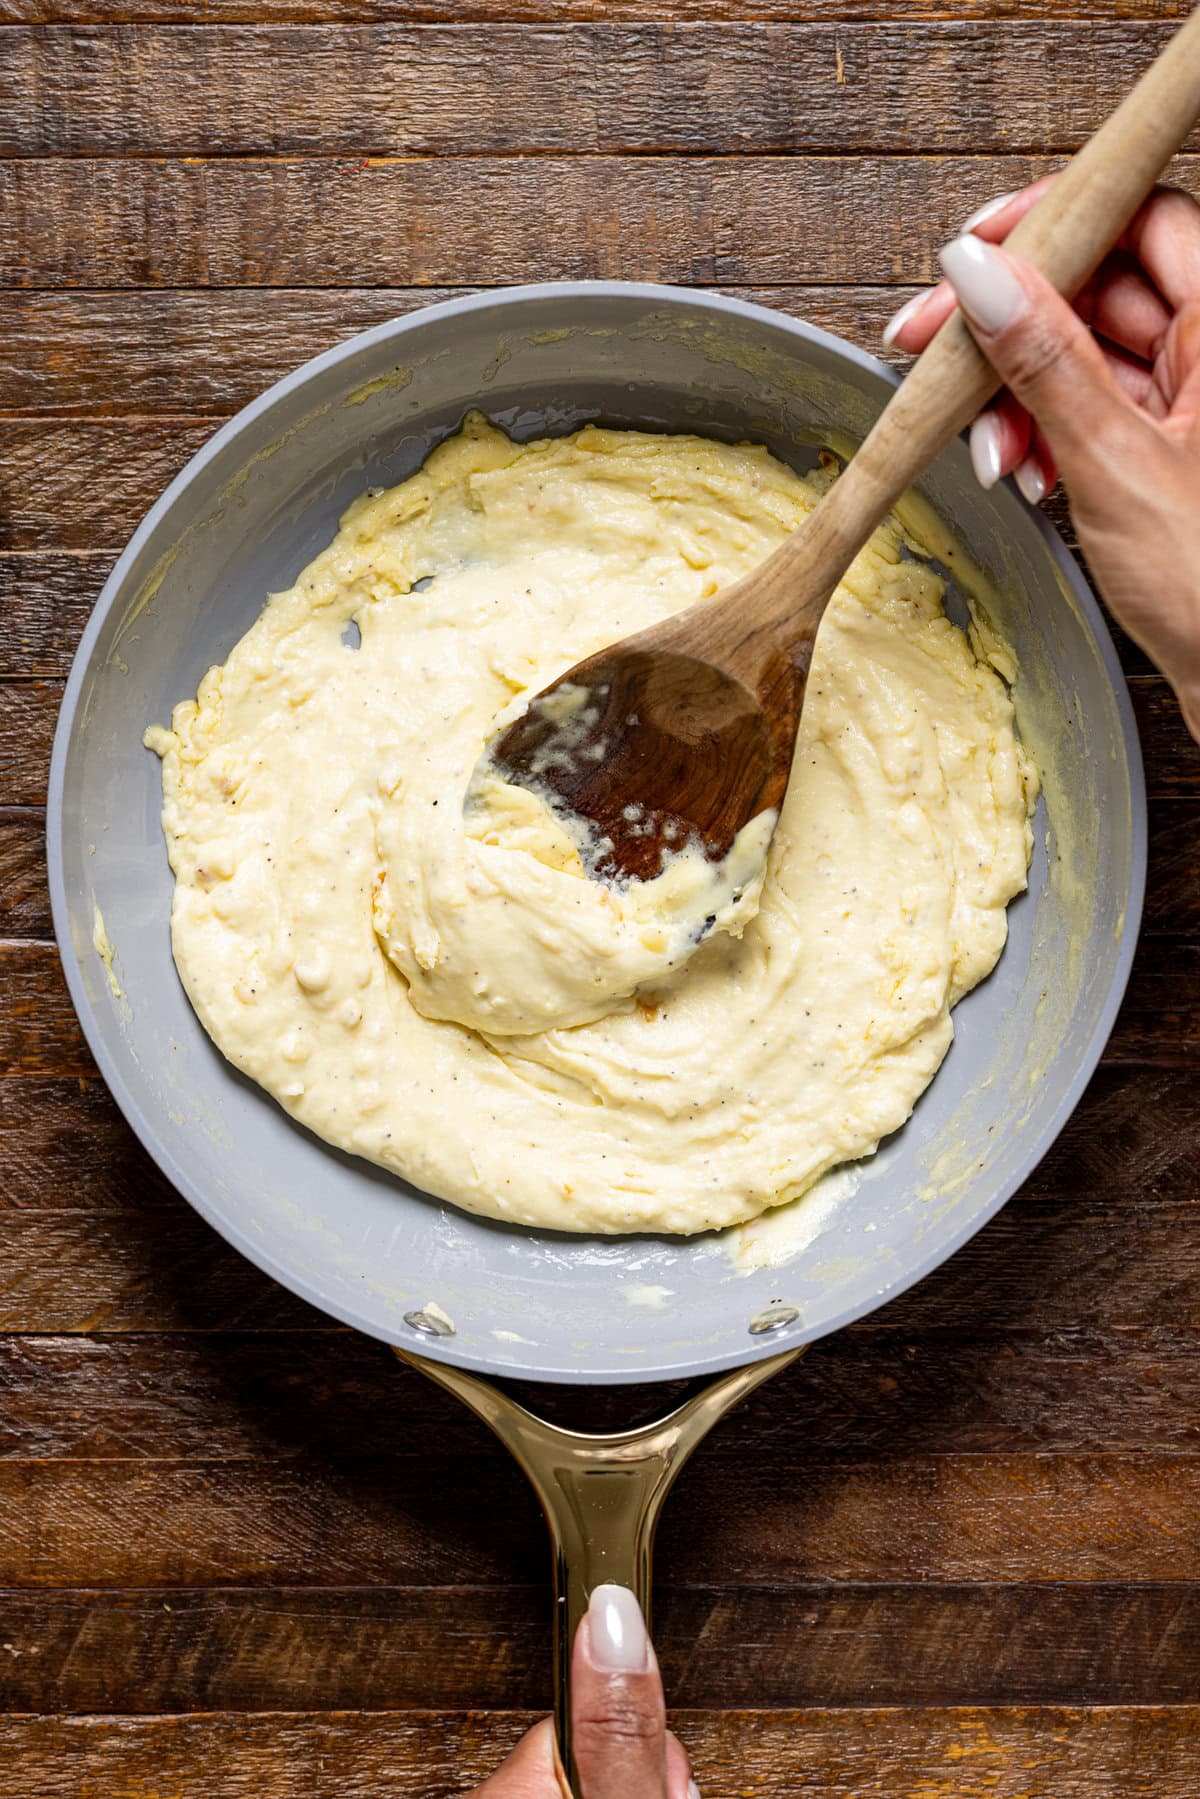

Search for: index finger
xmin=882 ymin=175 xmax=1059 ymax=353
xmin=961 ymin=172 xmax=1059 ymax=245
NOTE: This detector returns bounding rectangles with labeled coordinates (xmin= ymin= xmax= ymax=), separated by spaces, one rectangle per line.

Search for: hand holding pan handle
xmin=398 ymin=1346 xmax=801 ymax=1794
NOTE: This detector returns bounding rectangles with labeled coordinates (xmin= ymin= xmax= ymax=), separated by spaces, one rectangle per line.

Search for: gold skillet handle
xmin=397 ymin=1345 xmax=802 ymax=1795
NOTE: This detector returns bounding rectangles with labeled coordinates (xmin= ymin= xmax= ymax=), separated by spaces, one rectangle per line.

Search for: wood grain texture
xmin=0 ymin=555 xmax=112 ymax=675
xmin=6 ymin=1326 xmax=1200 ymax=1461
xmin=0 ymin=421 xmax=216 ymax=550
xmin=0 ymin=1707 xmax=1197 ymax=1798
xmin=0 ymin=287 xmax=921 ymax=415
xmin=6 ymin=23 xmax=1195 ymax=159
xmin=0 ymin=684 xmax=53 ymax=804
xmin=0 ymin=808 xmax=49 ymax=936
xmin=0 ymin=1078 xmax=181 ymax=1211
xmin=4 ymin=0 xmax=1197 ymax=20
xmin=0 ymin=1583 xmax=1199 ymax=1712
xmin=5 ymin=154 xmax=1198 ymax=290
xmin=3 ymin=1449 xmax=1200 ymax=1587
xmin=3 ymin=4 xmax=1199 ymax=1788
xmin=0 ymin=1209 xmax=329 ymax=1331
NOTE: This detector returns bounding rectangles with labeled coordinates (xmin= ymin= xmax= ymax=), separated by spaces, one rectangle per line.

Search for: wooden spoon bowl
xmin=491 ymin=7 xmax=1200 ymax=889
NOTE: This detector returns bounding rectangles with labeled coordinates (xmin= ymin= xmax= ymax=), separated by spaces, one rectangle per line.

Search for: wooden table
xmin=3 ymin=1 xmax=1199 ymax=1793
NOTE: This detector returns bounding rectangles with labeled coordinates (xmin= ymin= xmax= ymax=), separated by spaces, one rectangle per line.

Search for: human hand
xmin=465 ymin=1584 xmax=698 ymax=1799
xmin=883 ymin=178 xmax=1200 ymax=741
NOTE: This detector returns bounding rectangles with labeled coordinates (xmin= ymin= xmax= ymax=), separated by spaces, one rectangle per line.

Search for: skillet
xmin=47 ymin=284 xmax=1146 ymax=1787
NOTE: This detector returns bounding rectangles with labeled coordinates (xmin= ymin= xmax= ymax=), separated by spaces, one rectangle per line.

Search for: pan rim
xmin=47 ymin=280 xmax=1147 ymax=1384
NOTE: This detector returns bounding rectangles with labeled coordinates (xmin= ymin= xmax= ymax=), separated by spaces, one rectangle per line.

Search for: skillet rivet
xmin=748 ymin=1303 xmax=800 ymax=1336
xmin=404 ymin=1308 xmax=456 ymax=1338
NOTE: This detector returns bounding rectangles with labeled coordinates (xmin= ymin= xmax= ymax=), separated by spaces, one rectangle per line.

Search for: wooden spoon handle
xmin=805 ymin=3 xmax=1200 ymax=585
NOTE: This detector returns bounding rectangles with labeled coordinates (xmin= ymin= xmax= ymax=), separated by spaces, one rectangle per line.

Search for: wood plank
xmin=1 ymin=3 xmax=1195 ymax=1779
xmin=5 ymin=154 xmax=1198 ymax=290
xmin=1 ymin=1583 xmax=1199 ymax=1713
xmin=0 ymin=947 xmax=92 ymax=1073
xmin=0 ymin=555 xmax=112 ymax=677
xmin=1112 ymin=938 xmax=1200 ymax=1065
xmin=5 ymin=23 xmax=1194 ymax=159
xmin=1 ymin=1707 xmax=1199 ymax=1799
xmin=5 ymin=1327 xmax=1200 ymax=1462
xmin=2 ymin=1449 xmax=1200 ymax=1586
xmin=1144 ymin=797 xmax=1200 ymax=933
xmin=0 ymin=1078 xmax=181 ymax=1211
xmin=0 ymin=684 xmax=56 ymax=805
xmin=837 ymin=1193 xmax=1200 ymax=1330
xmin=1024 ymin=1063 xmax=1200 ymax=1206
xmin=0 ymin=289 xmax=467 ymax=417
xmin=3 ymin=0 xmax=1196 ymax=22
xmin=0 ymin=808 xmax=49 ymax=937
xmin=0 ymin=286 xmax=923 ymax=416
xmin=0 ymin=420 xmax=215 ymax=552
xmin=0 ymin=1208 xmax=327 ymax=1332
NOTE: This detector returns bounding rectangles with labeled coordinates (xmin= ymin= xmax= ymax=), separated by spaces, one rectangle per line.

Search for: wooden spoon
xmin=492 ymin=7 xmax=1200 ymax=887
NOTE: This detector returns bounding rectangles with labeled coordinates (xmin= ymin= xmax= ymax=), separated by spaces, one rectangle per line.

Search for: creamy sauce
xmin=91 ymin=901 xmax=122 ymax=999
xmin=389 ymin=752 xmax=777 ymax=1034
xmin=147 ymin=415 xmax=1036 ymax=1236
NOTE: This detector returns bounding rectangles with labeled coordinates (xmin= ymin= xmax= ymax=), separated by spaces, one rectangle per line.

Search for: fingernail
xmin=969 ymin=412 xmax=1004 ymax=491
xmin=962 ymin=190 xmax=1017 ymax=234
xmin=1015 ymin=455 xmax=1047 ymax=505
xmin=881 ymin=290 xmax=931 ymax=348
xmin=939 ymin=235 xmax=1027 ymax=334
xmin=587 ymin=1584 xmax=649 ymax=1674
xmin=688 ymin=1781 xmax=701 ymax=1799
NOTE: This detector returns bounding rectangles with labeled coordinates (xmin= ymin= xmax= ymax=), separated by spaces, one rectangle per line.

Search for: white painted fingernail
xmin=588 ymin=1584 xmax=649 ymax=1673
xmin=688 ymin=1781 xmax=701 ymax=1799
xmin=940 ymin=235 xmax=1027 ymax=335
xmin=969 ymin=412 xmax=1005 ymax=491
xmin=962 ymin=190 xmax=1017 ymax=233
xmin=1015 ymin=456 xmax=1047 ymax=505
xmin=881 ymin=290 xmax=931 ymax=348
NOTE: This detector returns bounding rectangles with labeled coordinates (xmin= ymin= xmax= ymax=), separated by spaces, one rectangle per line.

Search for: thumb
xmin=470 ymin=1719 xmax=565 ymax=1798
xmin=1162 ymin=297 xmax=1200 ymax=437
xmin=939 ymin=232 xmax=1135 ymax=476
xmin=570 ymin=1586 xmax=695 ymax=1799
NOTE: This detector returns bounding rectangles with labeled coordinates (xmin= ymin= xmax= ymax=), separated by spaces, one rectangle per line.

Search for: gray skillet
xmin=48 ymin=285 xmax=1146 ymax=1787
